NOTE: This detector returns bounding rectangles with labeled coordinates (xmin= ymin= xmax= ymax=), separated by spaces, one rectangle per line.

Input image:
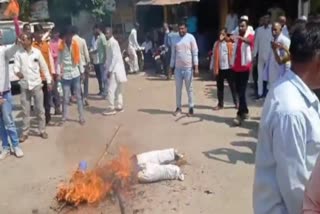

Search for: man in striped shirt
xmin=169 ymin=21 xmax=199 ymax=116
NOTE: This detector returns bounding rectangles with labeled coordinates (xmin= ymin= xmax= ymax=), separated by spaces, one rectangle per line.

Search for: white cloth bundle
xmin=136 ymin=148 xmax=176 ymax=166
xmin=136 ymin=148 xmax=185 ymax=183
xmin=137 ymin=163 xmax=184 ymax=183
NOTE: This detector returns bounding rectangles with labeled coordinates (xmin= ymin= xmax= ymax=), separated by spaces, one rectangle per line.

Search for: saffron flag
xmin=4 ymin=0 xmax=19 ymax=17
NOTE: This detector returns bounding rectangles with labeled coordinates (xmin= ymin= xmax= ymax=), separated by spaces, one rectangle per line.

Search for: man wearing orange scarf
xmin=33 ymin=25 xmax=55 ymax=125
xmin=58 ymin=27 xmax=85 ymax=125
xmin=210 ymin=28 xmax=237 ymax=110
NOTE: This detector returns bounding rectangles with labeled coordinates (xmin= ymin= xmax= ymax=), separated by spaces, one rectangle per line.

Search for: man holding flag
xmin=0 ymin=0 xmax=23 ymax=159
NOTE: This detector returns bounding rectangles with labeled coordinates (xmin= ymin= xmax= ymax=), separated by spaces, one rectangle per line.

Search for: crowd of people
xmin=0 ymin=21 xmax=129 ymax=159
xmin=166 ymin=9 xmax=320 ymax=213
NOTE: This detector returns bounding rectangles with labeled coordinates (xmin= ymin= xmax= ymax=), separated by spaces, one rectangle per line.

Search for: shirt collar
xmin=286 ymin=69 xmax=319 ymax=109
xmin=25 ymin=47 xmax=35 ymax=54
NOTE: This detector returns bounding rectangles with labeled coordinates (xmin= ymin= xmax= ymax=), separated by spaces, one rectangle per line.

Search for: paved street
xmin=0 ymin=72 xmax=261 ymax=214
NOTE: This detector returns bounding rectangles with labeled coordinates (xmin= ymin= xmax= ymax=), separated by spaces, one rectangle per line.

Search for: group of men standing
xmin=210 ymin=13 xmax=292 ymax=125
xmin=213 ymin=11 xmax=320 ymax=213
xmin=0 ymin=21 xmax=128 ymax=160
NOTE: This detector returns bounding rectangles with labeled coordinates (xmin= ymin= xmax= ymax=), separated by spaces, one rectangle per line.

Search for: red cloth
xmin=233 ymin=34 xmax=254 ymax=72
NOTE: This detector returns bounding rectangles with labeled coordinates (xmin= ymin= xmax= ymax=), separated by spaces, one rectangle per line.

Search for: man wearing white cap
xmin=232 ymin=15 xmax=255 ymax=35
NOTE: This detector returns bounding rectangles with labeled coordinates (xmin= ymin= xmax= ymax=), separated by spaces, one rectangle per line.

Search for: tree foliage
xmin=49 ymin=0 xmax=107 ymax=19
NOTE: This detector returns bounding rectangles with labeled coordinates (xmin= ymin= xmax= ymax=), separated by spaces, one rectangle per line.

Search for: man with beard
xmin=169 ymin=21 xmax=199 ymax=117
xmin=231 ymin=18 xmax=255 ymax=126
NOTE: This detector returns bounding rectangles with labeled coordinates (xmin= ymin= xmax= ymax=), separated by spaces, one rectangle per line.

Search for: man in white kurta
xmin=127 ymin=24 xmax=141 ymax=73
xmin=263 ymin=22 xmax=291 ymax=89
xmin=103 ymin=28 xmax=128 ymax=116
xmin=253 ymin=15 xmax=273 ymax=98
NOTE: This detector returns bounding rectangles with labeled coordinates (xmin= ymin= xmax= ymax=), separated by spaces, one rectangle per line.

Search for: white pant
xmin=128 ymin=46 xmax=139 ymax=73
xmin=108 ymin=73 xmax=123 ymax=109
xmin=257 ymin=58 xmax=268 ymax=96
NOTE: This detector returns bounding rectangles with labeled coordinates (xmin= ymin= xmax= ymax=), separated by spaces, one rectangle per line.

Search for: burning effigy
xmin=56 ymin=147 xmax=133 ymax=206
xmin=55 ymin=147 xmax=185 ymax=212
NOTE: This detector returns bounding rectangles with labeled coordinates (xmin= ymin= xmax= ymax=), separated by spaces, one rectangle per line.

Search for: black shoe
xmin=84 ymin=99 xmax=90 ymax=107
xmin=213 ymin=105 xmax=223 ymax=111
xmin=55 ymin=108 xmax=62 ymax=115
xmin=40 ymin=132 xmax=48 ymax=139
xmin=173 ymin=108 xmax=182 ymax=116
xmin=255 ymin=95 xmax=264 ymax=101
xmin=187 ymin=108 xmax=194 ymax=116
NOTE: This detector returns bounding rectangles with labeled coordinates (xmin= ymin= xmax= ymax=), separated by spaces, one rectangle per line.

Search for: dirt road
xmin=0 ymin=72 xmax=260 ymax=214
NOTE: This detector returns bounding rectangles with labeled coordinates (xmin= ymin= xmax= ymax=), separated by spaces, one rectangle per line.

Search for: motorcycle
xmin=137 ymin=47 xmax=145 ymax=72
xmin=122 ymin=48 xmax=145 ymax=74
xmin=152 ymin=45 xmax=167 ymax=74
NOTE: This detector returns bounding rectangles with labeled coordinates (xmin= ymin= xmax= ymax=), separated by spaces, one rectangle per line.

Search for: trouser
xmin=234 ymin=71 xmax=249 ymax=118
xmin=216 ymin=69 xmax=237 ymax=107
xmin=108 ymin=73 xmax=123 ymax=109
xmin=94 ymin=64 xmax=104 ymax=94
xmin=252 ymin=62 xmax=258 ymax=96
xmin=0 ymin=91 xmax=19 ymax=149
xmin=21 ymin=85 xmax=46 ymax=134
xmin=62 ymin=76 xmax=84 ymax=121
xmin=42 ymin=81 xmax=51 ymax=123
xmin=52 ymin=80 xmax=61 ymax=111
xmin=128 ymin=46 xmax=139 ymax=73
xmin=257 ymin=58 xmax=268 ymax=96
xmin=175 ymin=68 xmax=194 ymax=109
xmin=164 ymin=49 xmax=171 ymax=75
xmin=82 ymin=67 xmax=89 ymax=99
xmin=100 ymin=64 xmax=108 ymax=97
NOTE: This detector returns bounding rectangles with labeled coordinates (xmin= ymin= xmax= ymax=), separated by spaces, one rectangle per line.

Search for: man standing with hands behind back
xmin=15 ymin=33 xmax=52 ymax=143
xmin=170 ymin=21 xmax=199 ymax=117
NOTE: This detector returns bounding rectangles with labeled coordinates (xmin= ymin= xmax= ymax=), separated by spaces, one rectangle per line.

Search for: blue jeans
xmin=0 ymin=91 xmax=19 ymax=149
xmin=62 ymin=76 xmax=84 ymax=121
xmin=175 ymin=68 xmax=194 ymax=108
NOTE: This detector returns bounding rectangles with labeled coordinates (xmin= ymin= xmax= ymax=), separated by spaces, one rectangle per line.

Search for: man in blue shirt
xmin=253 ymin=20 xmax=320 ymax=214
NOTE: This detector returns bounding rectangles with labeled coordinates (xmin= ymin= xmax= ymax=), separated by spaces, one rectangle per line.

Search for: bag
xmin=136 ymin=148 xmax=176 ymax=166
xmin=137 ymin=163 xmax=184 ymax=183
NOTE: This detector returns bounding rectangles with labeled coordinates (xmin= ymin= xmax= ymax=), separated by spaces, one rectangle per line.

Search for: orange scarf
xmin=213 ymin=40 xmax=233 ymax=75
xmin=33 ymin=41 xmax=54 ymax=80
xmin=58 ymin=38 xmax=80 ymax=65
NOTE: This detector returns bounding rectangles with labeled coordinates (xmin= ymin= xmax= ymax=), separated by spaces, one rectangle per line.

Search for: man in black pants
xmin=211 ymin=28 xmax=237 ymax=110
xmin=231 ymin=18 xmax=255 ymax=126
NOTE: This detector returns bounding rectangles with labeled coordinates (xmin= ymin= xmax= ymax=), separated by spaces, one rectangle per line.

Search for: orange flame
xmin=4 ymin=0 xmax=20 ymax=17
xmin=56 ymin=147 xmax=134 ymax=206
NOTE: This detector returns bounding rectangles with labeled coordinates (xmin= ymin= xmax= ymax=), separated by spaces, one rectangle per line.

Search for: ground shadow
xmin=203 ymin=141 xmax=257 ymax=165
xmin=138 ymin=108 xmax=234 ymax=127
xmin=87 ymin=95 xmax=104 ymax=101
xmin=138 ymin=109 xmax=173 ymax=116
xmin=85 ymin=106 xmax=106 ymax=115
